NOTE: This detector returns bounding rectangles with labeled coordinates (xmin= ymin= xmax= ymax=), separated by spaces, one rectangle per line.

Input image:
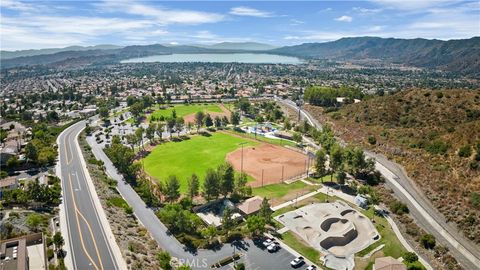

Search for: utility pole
xmin=262 ymin=169 xmax=264 ymax=187
xmin=239 ymin=142 xmax=247 ymax=173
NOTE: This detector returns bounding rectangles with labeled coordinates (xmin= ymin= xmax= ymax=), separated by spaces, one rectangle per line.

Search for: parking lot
xmin=219 ymin=238 xmax=311 ymax=270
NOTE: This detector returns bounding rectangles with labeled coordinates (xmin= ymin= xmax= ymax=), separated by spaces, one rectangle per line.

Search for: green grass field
xmin=149 ymin=103 xmax=224 ymax=121
xmin=143 ymin=132 xmax=257 ymax=193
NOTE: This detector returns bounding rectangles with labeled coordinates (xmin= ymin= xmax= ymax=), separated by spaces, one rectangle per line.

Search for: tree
xmin=175 ymin=117 xmax=185 ymax=137
xmin=155 ymin=122 xmax=165 ymax=141
xmin=292 ymin=132 xmax=302 ymax=144
xmin=26 ymin=214 xmax=43 ymax=232
xmin=230 ymin=112 xmax=240 ymax=126
xmin=187 ymin=174 xmax=199 ymax=199
xmin=203 ymin=168 xmax=220 ymax=201
xmin=234 ymin=173 xmax=251 ymax=197
xmin=337 ymin=170 xmax=347 ymax=185
xmin=218 ymin=163 xmax=234 ymax=197
xmin=236 ymin=98 xmax=251 ymax=114
xmin=53 ymin=232 xmax=64 ymax=252
xmin=129 ymin=101 xmax=144 ymax=119
xmin=135 ymin=127 xmax=145 ymax=151
xmin=315 ymin=149 xmax=327 ymax=178
xmin=259 ymin=198 xmax=272 ymax=223
xmin=200 ymin=226 xmax=217 ymax=244
xmin=25 ymin=142 xmax=38 ymax=163
xmin=222 ymin=207 xmax=234 ymax=233
xmin=157 ymin=251 xmax=172 ymax=270
xmin=214 ymin=116 xmax=222 ymax=128
xmin=420 ymin=234 xmax=436 ymax=249
xmin=204 ymin=113 xmax=213 ymax=128
xmin=126 ymin=134 xmax=138 ymax=151
xmin=195 ymin=111 xmax=205 ymax=132
xmin=6 ymin=156 xmax=19 ymax=169
xmin=146 ymin=123 xmax=156 ymax=142
xmin=164 ymin=175 xmax=181 ymax=203
xmin=403 ymin=252 xmax=418 ymax=263
xmin=458 ymin=145 xmax=472 ymax=158
xmin=329 ymin=143 xmax=344 ymax=181
xmin=98 ymin=106 xmax=109 ymax=119
xmin=246 ymin=215 xmax=266 ymax=236
xmin=166 ymin=118 xmax=176 ymax=139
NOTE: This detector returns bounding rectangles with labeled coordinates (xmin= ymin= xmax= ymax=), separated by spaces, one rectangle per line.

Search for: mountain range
xmin=1 ymin=37 xmax=479 ymax=75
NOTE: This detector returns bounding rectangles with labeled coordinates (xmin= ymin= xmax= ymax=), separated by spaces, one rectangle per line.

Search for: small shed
xmin=354 ymin=194 xmax=368 ymax=209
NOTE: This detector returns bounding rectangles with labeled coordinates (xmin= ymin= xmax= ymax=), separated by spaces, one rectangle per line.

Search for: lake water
xmin=121 ymin=53 xmax=303 ymax=64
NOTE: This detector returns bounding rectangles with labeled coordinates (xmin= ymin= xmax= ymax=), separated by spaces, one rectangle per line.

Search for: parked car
xmin=267 ymin=242 xmax=280 ymax=252
xmin=306 ymin=265 xmax=316 ymax=270
xmin=262 ymin=238 xmax=273 ymax=247
xmin=290 ymin=257 xmax=305 ymax=268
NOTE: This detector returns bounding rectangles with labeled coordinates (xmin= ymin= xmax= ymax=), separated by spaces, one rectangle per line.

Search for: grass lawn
xmin=252 ymin=181 xmax=315 ymax=199
xmin=143 ymin=132 xmax=257 ymax=193
xmin=227 ymin=130 xmax=297 ymax=147
xmin=149 ymin=103 xmax=223 ymax=120
xmin=281 ymin=231 xmax=322 ymax=266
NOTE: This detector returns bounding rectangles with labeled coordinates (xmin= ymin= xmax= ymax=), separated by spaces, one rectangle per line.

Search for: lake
xmin=120 ymin=53 xmax=303 ymax=64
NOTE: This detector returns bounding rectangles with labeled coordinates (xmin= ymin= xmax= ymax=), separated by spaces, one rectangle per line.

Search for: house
xmin=237 ymin=196 xmax=265 ymax=216
xmin=0 ymin=177 xmax=18 ymax=198
xmin=0 ymin=141 xmax=20 ymax=165
xmin=0 ymin=233 xmax=47 ymax=270
xmin=373 ymin=256 xmax=406 ymax=270
xmin=354 ymin=194 xmax=368 ymax=209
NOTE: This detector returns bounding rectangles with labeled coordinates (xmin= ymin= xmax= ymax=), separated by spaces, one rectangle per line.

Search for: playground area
xmin=226 ymin=143 xmax=312 ymax=187
xmin=276 ymin=201 xmax=380 ymax=270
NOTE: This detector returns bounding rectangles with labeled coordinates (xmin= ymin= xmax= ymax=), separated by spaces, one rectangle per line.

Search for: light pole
xmin=239 ymin=142 xmax=247 ymax=173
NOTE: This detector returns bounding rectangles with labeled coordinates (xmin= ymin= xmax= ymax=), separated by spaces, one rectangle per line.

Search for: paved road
xmin=276 ymin=97 xmax=480 ymax=269
xmin=86 ymin=117 xmax=311 ymax=270
xmin=58 ymin=121 xmax=122 ymax=270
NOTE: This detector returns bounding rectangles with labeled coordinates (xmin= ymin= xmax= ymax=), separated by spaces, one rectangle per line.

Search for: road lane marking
xmin=72 ymin=172 xmax=82 ymax=191
xmin=68 ymin=174 xmax=102 ymax=270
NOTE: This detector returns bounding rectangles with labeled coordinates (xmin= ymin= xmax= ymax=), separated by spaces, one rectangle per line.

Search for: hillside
xmin=272 ymin=37 xmax=480 ymax=74
xmin=0 ymin=44 xmax=123 ymax=60
xmin=196 ymin=42 xmax=277 ymax=51
xmin=305 ymin=89 xmax=480 ymax=243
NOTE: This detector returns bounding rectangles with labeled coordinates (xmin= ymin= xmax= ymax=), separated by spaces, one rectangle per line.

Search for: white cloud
xmin=369 ymin=0 xmax=457 ymax=10
xmin=0 ymin=0 xmax=34 ymax=11
xmin=289 ymin=19 xmax=305 ymax=26
xmin=352 ymin=7 xmax=382 ymax=14
xmin=335 ymin=15 xmax=353 ymax=22
xmin=229 ymin=6 xmax=273 ymax=17
xmin=97 ymin=0 xmax=225 ymax=25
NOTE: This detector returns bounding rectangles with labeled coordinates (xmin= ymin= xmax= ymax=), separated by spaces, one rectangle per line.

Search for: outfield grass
xmin=143 ymin=132 xmax=257 ymax=193
xmin=252 ymin=181 xmax=314 ymax=199
xmin=227 ymin=130 xmax=297 ymax=147
xmin=149 ymin=103 xmax=223 ymax=120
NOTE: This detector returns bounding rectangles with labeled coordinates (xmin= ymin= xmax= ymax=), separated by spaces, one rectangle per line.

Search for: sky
xmin=1 ymin=0 xmax=479 ymax=50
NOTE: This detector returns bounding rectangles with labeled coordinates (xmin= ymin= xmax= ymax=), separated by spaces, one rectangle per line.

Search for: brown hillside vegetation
xmin=306 ymin=89 xmax=480 ymax=244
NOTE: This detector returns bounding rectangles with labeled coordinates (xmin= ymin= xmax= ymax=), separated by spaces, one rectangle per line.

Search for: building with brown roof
xmin=237 ymin=196 xmax=265 ymax=216
xmin=373 ymin=256 xmax=407 ymax=270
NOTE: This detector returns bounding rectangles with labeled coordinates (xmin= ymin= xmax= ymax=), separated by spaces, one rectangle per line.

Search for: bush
xmin=368 ymin=135 xmax=377 ymax=145
xmin=390 ymin=201 xmax=409 ymax=215
xmin=458 ymin=145 xmax=472 ymax=158
xmin=425 ymin=141 xmax=449 ymax=155
xmin=420 ymin=234 xmax=436 ymax=249
xmin=157 ymin=251 xmax=172 ymax=270
xmin=47 ymin=248 xmax=54 ymax=260
xmin=470 ymin=192 xmax=480 ymax=208
xmin=403 ymin=252 xmax=418 ymax=263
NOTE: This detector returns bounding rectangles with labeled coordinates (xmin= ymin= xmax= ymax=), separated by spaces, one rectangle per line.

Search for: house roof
xmin=0 ymin=176 xmax=18 ymax=188
xmin=374 ymin=256 xmax=406 ymax=270
xmin=237 ymin=196 xmax=264 ymax=215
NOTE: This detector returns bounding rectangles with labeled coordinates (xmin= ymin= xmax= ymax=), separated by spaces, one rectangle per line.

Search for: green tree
xmin=214 ymin=116 xmax=222 ymax=128
xmin=203 ymin=168 xmax=220 ymax=201
xmin=315 ymin=149 xmax=327 ymax=178
xmin=145 ymin=123 xmax=156 ymax=142
xmin=246 ymin=215 xmax=266 ymax=236
xmin=230 ymin=112 xmax=240 ymax=126
xmin=175 ymin=117 xmax=185 ymax=137
xmin=218 ymin=162 xmax=235 ymax=197
xmin=236 ymin=98 xmax=251 ymax=114
xmin=403 ymin=252 xmax=418 ymax=263
xmin=135 ymin=127 xmax=144 ymax=151
xmin=53 ymin=232 xmax=64 ymax=252
xmin=98 ymin=106 xmax=109 ymax=119
xmin=222 ymin=207 xmax=234 ymax=233
xmin=205 ymin=113 xmax=213 ymax=128
xmin=258 ymin=197 xmax=272 ymax=223
xmin=26 ymin=214 xmax=43 ymax=232
xmin=200 ymin=226 xmax=218 ymax=244
xmin=195 ymin=111 xmax=205 ymax=132
xmin=6 ymin=156 xmax=19 ymax=169
xmin=292 ymin=132 xmax=302 ymax=144
xmin=164 ymin=175 xmax=181 ymax=203
xmin=25 ymin=142 xmax=38 ymax=163
xmin=129 ymin=101 xmax=144 ymax=119
xmin=157 ymin=251 xmax=172 ymax=270
xmin=337 ymin=170 xmax=347 ymax=185
xmin=420 ymin=234 xmax=436 ymax=249
xmin=155 ymin=122 xmax=165 ymax=141
xmin=458 ymin=145 xmax=472 ymax=158
xmin=329 ymin=143 xmax=344 ymax=181
xmin=187 ymin=174 xmax=200 ymax=199
xmin=234 ymin=173 xmax=250 ymax=197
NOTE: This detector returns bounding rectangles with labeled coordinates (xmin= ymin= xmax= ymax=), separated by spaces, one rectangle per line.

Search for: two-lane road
xmin=58 ymin=121 xmax=122 ymax=270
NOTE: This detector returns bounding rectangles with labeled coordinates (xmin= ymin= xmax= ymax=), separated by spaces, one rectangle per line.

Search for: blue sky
xmin=1 ymin=0 xmax=479 ymax=50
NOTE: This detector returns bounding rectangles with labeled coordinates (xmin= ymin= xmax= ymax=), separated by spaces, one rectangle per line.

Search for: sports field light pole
xmin=239 ymin=142 xmax=248 ymax=173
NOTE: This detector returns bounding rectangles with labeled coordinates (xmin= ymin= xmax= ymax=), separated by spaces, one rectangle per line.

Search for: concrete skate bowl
xmin=320 ymin=217 xmax=349 ymax=231
xmin=319 ymin=228 xmax=358 ymax=251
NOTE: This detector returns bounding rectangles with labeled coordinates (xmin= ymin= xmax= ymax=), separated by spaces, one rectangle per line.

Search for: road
xmin=57 ymin=121 xmax=124 ymax=270
xmin=276 ymin=97 xmax=480 ymax=269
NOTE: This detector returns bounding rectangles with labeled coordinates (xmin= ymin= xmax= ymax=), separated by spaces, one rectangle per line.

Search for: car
xmin=306 ymin=265 xmax=317 ymax=270
xmin=267 ymin=242 xmax=280 ymax=252
xmin=262 ymin=238 xmax=273 ymax=247
xmin=290 ymin=256 xmax=305 ymax=268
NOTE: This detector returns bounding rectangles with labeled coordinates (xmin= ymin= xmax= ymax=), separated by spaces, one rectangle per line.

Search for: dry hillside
xmin=306 ymin=89 xmax=480 ymax=244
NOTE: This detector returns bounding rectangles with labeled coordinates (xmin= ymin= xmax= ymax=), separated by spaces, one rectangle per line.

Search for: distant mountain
xmin=271 ymin=36 xmax=480 ymax=74
xmin=195 ymin=42 xmax=277 ymax=51
xmin=0 ymin=44 xmax=123 ymax=60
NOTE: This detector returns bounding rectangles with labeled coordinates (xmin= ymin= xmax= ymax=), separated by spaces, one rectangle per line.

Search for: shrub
xmin=470 ymin=192 xmax=480 ymax=208
xmin=157 ymin=251 xmax=172 ymax=270
xmin=403 ymin=252 xmax=418 ymax=263
xmin=420 ymin=234 xmax=436 ymax=249
xmin=368 ymin=135 xmax=377 ymax=145
xmin=458 ymin=145 xmax=472 ymax=158
xmin=47 ymin=248 xmax=54 ymax=260
xmin=426 ymin=141 xmax=449 ymax=155
xmin=390 ymin=201 xmax=409 ymax=215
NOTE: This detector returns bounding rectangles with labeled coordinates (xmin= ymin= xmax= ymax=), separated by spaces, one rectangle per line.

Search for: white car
xmin=290 ymin=256 xmax=305 ymax=268
xmin=267 ymin=242 xmax=280 ymax=252
xmin=306 ymin=265 xmax=317 ymax=270
xmin=262 ymin=238 xmax=273 ymax=247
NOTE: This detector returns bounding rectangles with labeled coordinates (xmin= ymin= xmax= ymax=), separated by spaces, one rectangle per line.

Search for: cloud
xmin=352 ymin=7 xmax=382 ymax=14
xmin=97 ymin=0 xmax=225 ymax=25
xmin=289 ymin=19 xmax=305 ymax=26
xmin=335 ymin=15 xmax=353 ymax=22
xmin=229 ymin=6 xmax=273 ymax=17
xmin=369 ymin=0 xmax=457 ymax=10
xmin=0 ymin=0 xmax=34 ymax=11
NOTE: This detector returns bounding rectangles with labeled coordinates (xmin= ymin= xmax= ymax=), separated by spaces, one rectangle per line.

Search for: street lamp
xmin=239 ymin=142 xmax=248 ymax=173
